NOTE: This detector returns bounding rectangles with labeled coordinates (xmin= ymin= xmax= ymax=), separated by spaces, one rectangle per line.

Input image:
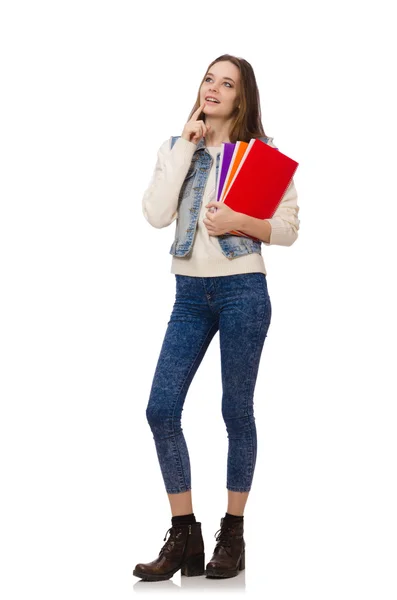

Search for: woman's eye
xmin=205 ymin=77 xmax=232 ymax=88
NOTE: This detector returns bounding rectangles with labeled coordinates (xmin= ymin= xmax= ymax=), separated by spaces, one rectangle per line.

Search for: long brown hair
xmin=187 ymin=54 xmax=268 ymax=143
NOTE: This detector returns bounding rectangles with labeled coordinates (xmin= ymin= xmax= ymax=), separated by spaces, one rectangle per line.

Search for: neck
xmin=203 ymin=116 xmax=233 ymax=146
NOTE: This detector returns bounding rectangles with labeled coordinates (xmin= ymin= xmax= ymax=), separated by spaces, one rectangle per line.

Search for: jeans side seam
xmin=170 ymin=319 xmax=219 ymax=492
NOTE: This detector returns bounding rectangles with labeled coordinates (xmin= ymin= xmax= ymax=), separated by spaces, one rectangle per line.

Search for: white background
xmin=1 ymin=0 xmax=396 ymax=598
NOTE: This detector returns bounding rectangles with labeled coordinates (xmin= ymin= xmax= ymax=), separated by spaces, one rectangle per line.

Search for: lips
xmin=205 ymin=96 xmax=220 ymax=103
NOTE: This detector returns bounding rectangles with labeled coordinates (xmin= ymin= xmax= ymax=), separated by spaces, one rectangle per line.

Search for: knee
xmin=146 ymin=404 xmax=162 ymax=428
xmin=146 ymin=404 xmax=181 ymax=433
xmin=222 ymin=408 xmax=255 ymax=433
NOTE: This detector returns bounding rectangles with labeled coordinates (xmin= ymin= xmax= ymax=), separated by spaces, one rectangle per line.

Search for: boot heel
xmin=181 ymin=552 xmax=205 ymax=577
xmin=239 ymin=549 xmax=245 ymax=571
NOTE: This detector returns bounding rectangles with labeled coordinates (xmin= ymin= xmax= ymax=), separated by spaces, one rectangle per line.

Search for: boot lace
xmin=213 ymin=525 xmax=233 ymax=557
xmin=159 ymin=526 xmax=177 ymax=556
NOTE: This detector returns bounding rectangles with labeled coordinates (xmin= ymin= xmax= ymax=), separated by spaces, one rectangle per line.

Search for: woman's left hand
xmin=203 ymin=201 xmax=240 ymax=236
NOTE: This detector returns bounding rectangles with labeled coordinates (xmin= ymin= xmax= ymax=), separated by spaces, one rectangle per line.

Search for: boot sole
xmin=205 ymin=549 xmax=245 ymax=578
xmin=133 ymin=552 xmax=205 ymax=581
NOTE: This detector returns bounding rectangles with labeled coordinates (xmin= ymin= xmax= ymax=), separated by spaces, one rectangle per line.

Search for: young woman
xmin=133 ymin=54 xmax=300 ymax=581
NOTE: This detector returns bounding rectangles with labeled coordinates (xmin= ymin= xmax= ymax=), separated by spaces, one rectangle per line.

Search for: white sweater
xmin=142 ymin=136 xmax=300 ymax=277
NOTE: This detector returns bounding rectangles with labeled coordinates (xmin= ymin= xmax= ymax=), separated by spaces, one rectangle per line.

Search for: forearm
xmin=233 ymin=179 xmax=300 ymax=246
xmin=234 ymin=212 xmax=272 ymax=244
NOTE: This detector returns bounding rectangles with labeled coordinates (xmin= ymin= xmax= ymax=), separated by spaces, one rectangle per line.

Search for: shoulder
xmin=154 ymin=137 xmax=174 ymax=155
xmin=170 ymin=135 xmax=181 ymax=150
xmin=266 ymin=137 xmax=277 ymax=149
xmin=257 ymin=135 xmax=278 ymax=149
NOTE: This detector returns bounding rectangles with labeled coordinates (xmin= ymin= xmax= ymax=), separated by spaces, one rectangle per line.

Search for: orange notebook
xmin=219 ymin=141 xmax=249 ymax=203
xmin=220 ymin=139 xmax=299 ymax=238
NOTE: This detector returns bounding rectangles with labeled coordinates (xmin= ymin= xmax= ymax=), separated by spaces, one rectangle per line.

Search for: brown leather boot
xmin=133 ymin=522 xmax=205 ymax=581
xmin=205 ymin=517 xmax=245 ymax=578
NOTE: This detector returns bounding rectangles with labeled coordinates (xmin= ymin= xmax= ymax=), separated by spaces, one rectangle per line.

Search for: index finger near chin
xmin=193 ymin=102 xmax=205 ymax=119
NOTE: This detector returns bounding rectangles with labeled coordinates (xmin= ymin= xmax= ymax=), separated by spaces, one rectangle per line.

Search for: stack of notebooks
xmin=213 ymin=138 xmax=299 ymax=241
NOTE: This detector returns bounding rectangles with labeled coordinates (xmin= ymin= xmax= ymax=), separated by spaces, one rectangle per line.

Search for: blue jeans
xmin=146 ymin=273 xmax=272 ymax=493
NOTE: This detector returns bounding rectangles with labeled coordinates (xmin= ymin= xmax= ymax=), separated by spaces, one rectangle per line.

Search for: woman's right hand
xmin=181 ymin=101 xmax=211 ymax=144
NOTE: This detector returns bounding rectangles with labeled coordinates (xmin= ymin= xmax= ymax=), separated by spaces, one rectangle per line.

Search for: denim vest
xmin=169 ymin=135 xmax=271 ymax=259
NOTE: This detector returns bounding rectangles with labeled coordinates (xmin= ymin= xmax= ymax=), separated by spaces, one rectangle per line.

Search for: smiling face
xmin=200 ymin=60 xmax=241 ymax=119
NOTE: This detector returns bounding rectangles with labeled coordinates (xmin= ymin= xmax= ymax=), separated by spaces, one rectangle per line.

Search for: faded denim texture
xmin=146 ymin=272 xmax=272 ymax=493
xmin=169 ymin=135 xmax=271 ymax=259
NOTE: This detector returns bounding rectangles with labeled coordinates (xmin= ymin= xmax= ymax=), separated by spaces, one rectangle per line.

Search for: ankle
xmin=171 ymin=512 xmax=197 ymax=526
xmin=224 ymin=511 xmax=244 ymax=522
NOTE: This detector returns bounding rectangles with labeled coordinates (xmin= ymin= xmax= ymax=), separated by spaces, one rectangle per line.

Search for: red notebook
xmin=221 ymin=139 xmax=299 ymax=237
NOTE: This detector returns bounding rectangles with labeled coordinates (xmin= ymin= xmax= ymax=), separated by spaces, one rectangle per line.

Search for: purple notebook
xmin=216 ymin=143 xmax=236 ymax=201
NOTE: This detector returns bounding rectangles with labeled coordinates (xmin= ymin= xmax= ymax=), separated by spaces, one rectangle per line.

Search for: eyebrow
xmin=206 ymin=72 xmax=235 ymax=84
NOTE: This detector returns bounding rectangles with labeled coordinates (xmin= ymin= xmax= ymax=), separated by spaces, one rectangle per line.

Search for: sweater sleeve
xmin=142 ymin=136 xmax=197 ymax=228
xmin=263 ymin=138 xmax=300 ymax=247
